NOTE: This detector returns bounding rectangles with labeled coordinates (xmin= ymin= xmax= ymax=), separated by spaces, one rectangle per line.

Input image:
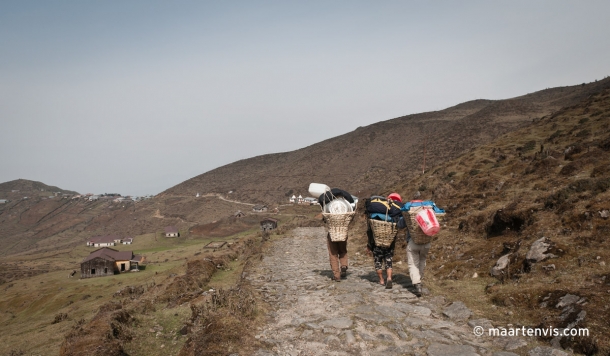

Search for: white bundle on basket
xmin=325 ymin=198 xmax=353 ymax=214
xmin=316 ymin=188 xmax=357 ymax=242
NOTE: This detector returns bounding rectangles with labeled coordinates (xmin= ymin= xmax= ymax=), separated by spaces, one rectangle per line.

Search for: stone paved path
xmin=245 ymin=227 xmax=549 ymax=356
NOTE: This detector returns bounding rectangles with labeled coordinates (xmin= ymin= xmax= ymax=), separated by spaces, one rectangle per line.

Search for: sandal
xmin=385 ymin=279 xmax=393 ymax=289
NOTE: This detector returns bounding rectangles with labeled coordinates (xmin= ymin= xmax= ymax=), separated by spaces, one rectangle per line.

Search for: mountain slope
xmin=387 ymin=84 xmax=610 ymax=354
xmin=163 ymin=79 xmax=610 ymax=203
xmin=0 ymin=179 xmax=79 ymax=197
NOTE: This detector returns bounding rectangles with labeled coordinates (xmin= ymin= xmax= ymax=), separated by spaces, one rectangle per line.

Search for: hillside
xmin=162 ymin=79 xmax=610 ymax=204
xmin=0 ymin=193 xmax=252 ymax=258
xmin=3 ymin=79 xmax=610 ymax=259
xmin=0 ymin=178 xmax=79 ymax=197
xmin=384 ymin=86 xmax=610 ymax=354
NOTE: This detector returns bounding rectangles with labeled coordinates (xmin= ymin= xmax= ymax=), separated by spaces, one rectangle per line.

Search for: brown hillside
xmin=385 ymin=86 xmax=610 ymax=354
xmin=2 ymin=80 xmax=609 ymax=261
xmin=161 ymin=79 xmax=610 ymax=204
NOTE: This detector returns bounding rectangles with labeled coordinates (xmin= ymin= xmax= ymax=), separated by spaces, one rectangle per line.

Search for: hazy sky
xmin=1 ymin=1 xmax=609 ymax=196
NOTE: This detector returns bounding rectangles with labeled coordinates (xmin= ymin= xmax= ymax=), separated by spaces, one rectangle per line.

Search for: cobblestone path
xmin=246 ymin=228 xmax=568 ymax=356
xmin=246 ymin=227 xmax=565 ymax=356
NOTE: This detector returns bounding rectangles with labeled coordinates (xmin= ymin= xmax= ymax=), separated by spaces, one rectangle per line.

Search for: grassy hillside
xmin=0 ymin=201 xmax=320 ymax=355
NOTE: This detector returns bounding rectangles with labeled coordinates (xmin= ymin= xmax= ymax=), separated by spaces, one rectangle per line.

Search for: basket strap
xmin=321 ymin=190 xmax=338 ymax=212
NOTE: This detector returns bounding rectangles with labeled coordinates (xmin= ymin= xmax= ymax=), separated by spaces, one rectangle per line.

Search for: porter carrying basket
xmin=407 ymin=206 xmax=433 ymax=245
xmin=323 ymin=212 xmax=355 ymax=242
xmin=368 ymin=218 xmax=397 ymax=248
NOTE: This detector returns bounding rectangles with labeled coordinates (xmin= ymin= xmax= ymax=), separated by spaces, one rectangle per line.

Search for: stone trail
xmin=245 ymin=227 xmax=567 ymax=356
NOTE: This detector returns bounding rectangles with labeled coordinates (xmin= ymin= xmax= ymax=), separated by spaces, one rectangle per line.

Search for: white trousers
xmin=407 ymin=239 xmax=431 ymax=285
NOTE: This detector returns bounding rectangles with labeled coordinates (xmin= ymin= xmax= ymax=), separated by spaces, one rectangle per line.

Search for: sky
xmin=1 ymin=1 xmax=609 ymax=196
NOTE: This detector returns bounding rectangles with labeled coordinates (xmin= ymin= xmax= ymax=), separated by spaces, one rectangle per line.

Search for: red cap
xmin=388 ymin=193 xmax=402 ymax=202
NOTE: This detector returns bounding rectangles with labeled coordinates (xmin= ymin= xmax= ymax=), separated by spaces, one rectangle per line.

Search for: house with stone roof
xmin=260 ymin=217 xmax=278 ymax=232
xmin=80 ymin=247 xmax=144 ymax=278
xmin=252 ymin=205 xmax=268 ymax=213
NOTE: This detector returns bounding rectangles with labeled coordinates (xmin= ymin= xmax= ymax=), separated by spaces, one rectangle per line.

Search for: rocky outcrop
xmin=490 ymin=254 xmax=511 ymax=278
xmin=524 ymin=237 xmax=557 ymax=272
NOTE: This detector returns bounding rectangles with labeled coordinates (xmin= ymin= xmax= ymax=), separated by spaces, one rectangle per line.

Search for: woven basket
xmin=407 ymin=207 xmax=433 ymax=245
xmin=369 ymin=219 xmax=397 ymax=248
xmin=322 ymin=212 xmax=355 ymax=242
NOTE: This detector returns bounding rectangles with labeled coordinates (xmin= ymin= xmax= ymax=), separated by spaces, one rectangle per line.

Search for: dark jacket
xmin=365 ymin=197 xmax=404 ymax=219
xmin=318 ymin=188 xmax=354 ymax=206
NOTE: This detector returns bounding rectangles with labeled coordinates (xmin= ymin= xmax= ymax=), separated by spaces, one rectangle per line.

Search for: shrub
xmin=548 ymin=130 xmax=563 ymax=141
xmin=518 ymin=140 xmax=536 ymax=152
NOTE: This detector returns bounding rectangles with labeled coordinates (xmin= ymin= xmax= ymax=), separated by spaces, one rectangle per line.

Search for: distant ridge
xmin=0 ymin=179 xmax=79 ymax=195
xmin=162 ymin=78 xmax=610 ymax=203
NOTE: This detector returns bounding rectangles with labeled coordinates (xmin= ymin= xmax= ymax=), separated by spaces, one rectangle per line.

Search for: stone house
xmin=260 ymin=218 xmax=278 ymax=232
xmin=80 ymin=247 xmax=144 ymax=278
xmin=252 ymin=205 xmax=268 ymax=213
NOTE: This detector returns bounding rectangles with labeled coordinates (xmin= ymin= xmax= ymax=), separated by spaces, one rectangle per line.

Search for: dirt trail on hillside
xmin=246 ymin=227 xmax=559 ymax=356
xmin=194 ymin=193 xmax=256 ymax=206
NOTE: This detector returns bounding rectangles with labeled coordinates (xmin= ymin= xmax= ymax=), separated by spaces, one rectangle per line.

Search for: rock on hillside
xmin=161 ymin=78 xmax=610 ymax=204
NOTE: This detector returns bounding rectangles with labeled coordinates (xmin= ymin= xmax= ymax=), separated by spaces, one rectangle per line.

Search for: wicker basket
xmin=322 ymin=212 xmax=355 ymax=242
xmin=369 ymin=219 xmax=397 ymax=248
xmin=407 ymin=207 xmax=433 ymax=245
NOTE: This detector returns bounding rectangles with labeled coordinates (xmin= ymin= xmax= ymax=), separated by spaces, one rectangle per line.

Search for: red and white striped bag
xmin=415 ymin=208 xmax=440 ymax=236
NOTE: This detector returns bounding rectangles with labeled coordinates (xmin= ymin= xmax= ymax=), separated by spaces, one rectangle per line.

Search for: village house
xmin=260 ymin=218 xmax=278 ymax=232
xmin=164 ymin=226 xmax=179 ymax=237
xmin=252 ymin=205 xmax=268 ymax=213
xmin=0 ymin=199 xmax=9 ymax=204
xmin=233 ymin=211 xmax=246 ymax=218
xmin=303 ymin=197 xmax=318 ymax=205
xmin=86 ymin=235 xmax=123 ymax=247
xmin=88 ymin=195 xmax=99 ymax=201
xmin=80 ymin=247 xmax=145 ymax=278
xmin=122 ymin=237 xmax=133 ymax=245
xmin=289 ymin=195 xmax=318 ymax=205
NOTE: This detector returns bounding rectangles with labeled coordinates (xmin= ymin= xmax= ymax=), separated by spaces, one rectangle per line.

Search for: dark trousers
xmin=326 ymin=235 xmax=348 ymax=279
